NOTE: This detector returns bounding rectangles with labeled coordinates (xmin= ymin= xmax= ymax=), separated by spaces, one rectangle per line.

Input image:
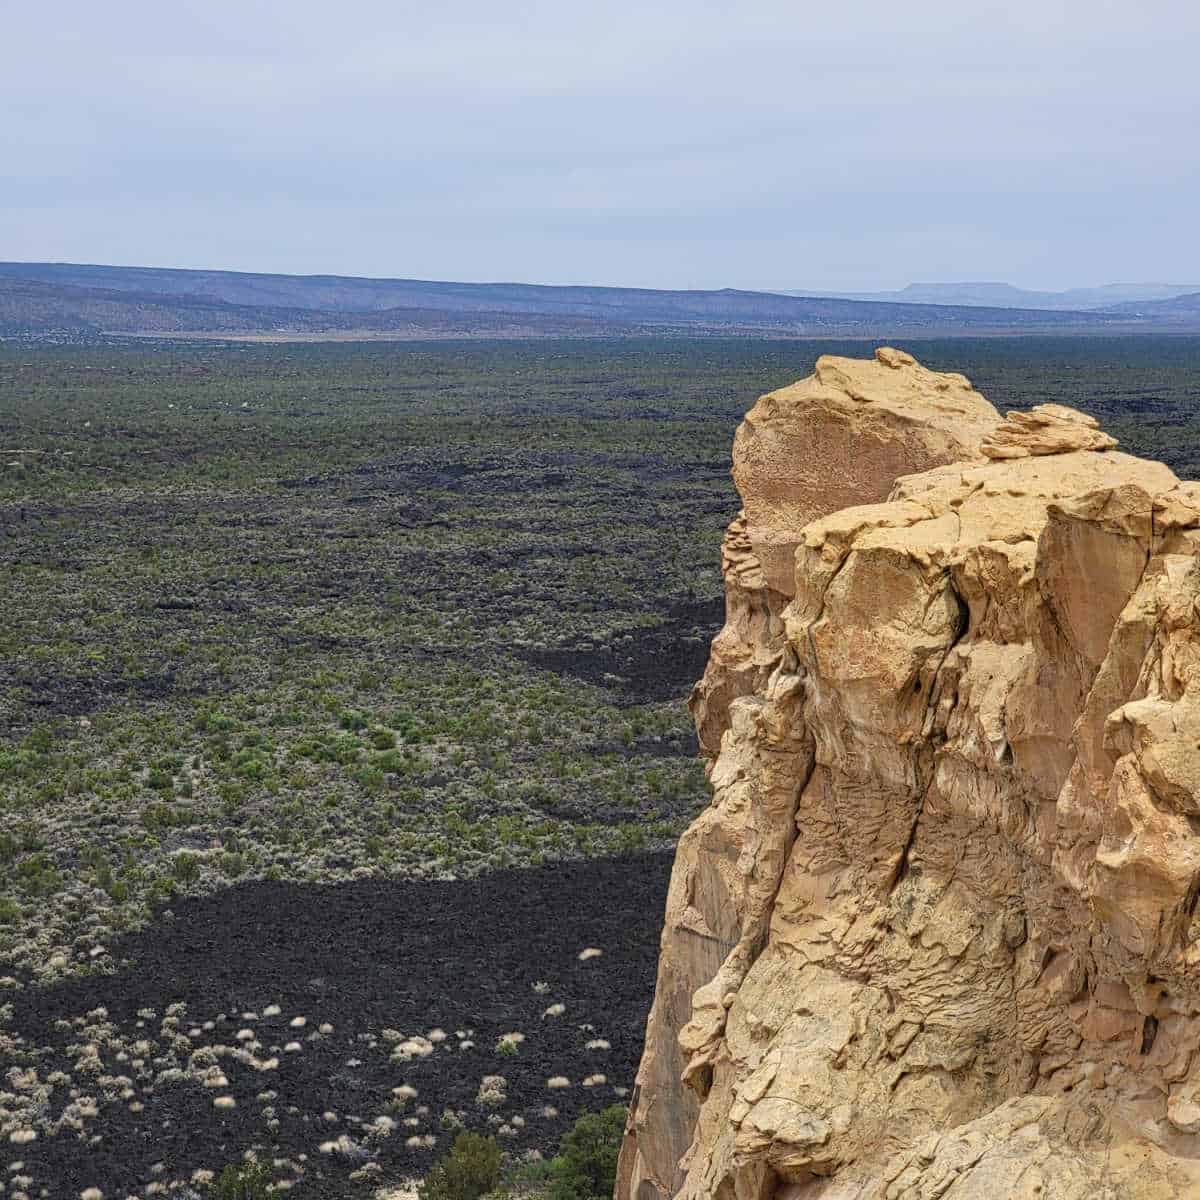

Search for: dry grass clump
xmin=475 ymin=1075 xmax=507 ymax=1108
xmin=391 ymin=1035 xmax=435 ymax=1062
xmin=495 ymin=1031 xmax=524 ymax=1057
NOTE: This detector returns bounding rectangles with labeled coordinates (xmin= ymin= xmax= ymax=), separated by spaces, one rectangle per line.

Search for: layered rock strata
xmin=620 ymin=350 xmax=1200 ymax=1199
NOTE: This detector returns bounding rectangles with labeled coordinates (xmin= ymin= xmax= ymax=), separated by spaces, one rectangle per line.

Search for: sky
xmin=4 ymin=0 xmax=1198 ymax=292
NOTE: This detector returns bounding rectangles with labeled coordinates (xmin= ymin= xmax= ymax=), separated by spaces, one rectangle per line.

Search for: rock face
xmin=619 ymin=350 xmax=1200 ymax=1200
xmin=692 ymin=347 xmax=1000 ymax=760
xmin=628 ymin=352 xmax=1001 ymax=1200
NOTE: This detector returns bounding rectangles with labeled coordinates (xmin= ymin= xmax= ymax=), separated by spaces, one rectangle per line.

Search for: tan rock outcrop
xmin=980 ymin=403 xmax=1119 ymax=460
xmin=625 ymin=353 xmax=1000 ymax=1200
xmin=620 ymin=351 xmax=1200 ymax=1200
xmin=692 ymin=347 xmax=1000 ymax=759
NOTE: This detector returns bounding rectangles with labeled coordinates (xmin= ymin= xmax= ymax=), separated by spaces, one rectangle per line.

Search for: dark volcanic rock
xmin=7 ymin=854 xmax=673 ymax=1199
xmin=514 ymin=598 xmax=723 ymax=704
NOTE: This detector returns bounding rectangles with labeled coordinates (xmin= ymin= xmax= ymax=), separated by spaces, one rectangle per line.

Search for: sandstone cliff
xmin=620 ymin=349 xmax=1200 ymax=1199
xmin=691 ymin=347 xmax=999 ymax=761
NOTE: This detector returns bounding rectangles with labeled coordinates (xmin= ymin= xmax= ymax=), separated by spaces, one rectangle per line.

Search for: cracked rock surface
xmin=620 ymin=349 xmax=1200 ymax=1200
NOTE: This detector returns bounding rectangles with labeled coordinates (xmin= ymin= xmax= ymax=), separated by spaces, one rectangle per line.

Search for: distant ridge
xmin=778 ymin=280 xmax=1200 ymax=310
xmin=1 ymin=261 xmax=1194 ymax=341
xmin=1097 ymin=290 xmax=1200 ymax=320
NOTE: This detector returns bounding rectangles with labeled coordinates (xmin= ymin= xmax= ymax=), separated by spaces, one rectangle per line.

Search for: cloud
xmin=4 ymin=0 xmax=1197 ymax=289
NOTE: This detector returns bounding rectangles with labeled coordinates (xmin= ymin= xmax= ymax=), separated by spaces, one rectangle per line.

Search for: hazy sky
xmin=5 ymin=0 xmax=1198 ymax=291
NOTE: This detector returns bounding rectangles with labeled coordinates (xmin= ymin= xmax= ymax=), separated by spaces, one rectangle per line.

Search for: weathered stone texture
xmin=620 ymin=350 xmax=1200 ymax=1200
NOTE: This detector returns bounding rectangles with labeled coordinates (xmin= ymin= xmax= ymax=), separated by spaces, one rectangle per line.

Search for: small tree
xmin=419 ymin=1132 xmax=503 ymax=1200
xmin=547 ymin=1105 xmax=627 ymax=1200
xmin=213 ymin=1161 xmax=272 ymax=1200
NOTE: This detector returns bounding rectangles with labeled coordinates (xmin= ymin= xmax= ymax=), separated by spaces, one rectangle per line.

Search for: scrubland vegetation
xmin=0 ymin=334 xmax=1198 ymax=1195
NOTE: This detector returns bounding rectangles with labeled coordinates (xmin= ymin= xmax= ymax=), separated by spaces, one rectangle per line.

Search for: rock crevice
xmin=619 ymin=350 xmax=1200 ymax=1200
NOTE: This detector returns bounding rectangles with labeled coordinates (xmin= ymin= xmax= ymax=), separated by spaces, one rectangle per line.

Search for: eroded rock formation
xmin=692 ymin=347 xmax=999 ymax=759
xmin=620 ymin=350 xmax=1200 ymax=1199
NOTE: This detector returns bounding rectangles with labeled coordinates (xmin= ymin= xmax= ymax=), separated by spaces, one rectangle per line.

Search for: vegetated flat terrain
xmin=0 ymin=334 xmax=1198 ymax=1196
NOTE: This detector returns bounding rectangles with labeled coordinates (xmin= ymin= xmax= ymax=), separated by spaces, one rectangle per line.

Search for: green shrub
xmin=23 ymin=724 xmax=53 ymax=754
xmin=219 ymin=851 xmax=246 ymax=877
xmin=171 ymin=852 xmax=201 ymax=884
xmin=332 ymin=733 xmax=363 ymax=764
xmin=213 ymin=1161 xmax=272 ymax=1199
xmin=291 ymin=735 xmax=333 ymax=762
xmin=0 ymin=750 xmax=35 ymax=780
xmin=143 ymin=801 xmax=185 ymax=832
xmin=149 ymin=875 xmax=177 ymax=902
xmin=372 ymin=748 xmax=406 ymax=773
xmin=545 ymin=1105 xmax=628 ymax=1200
xmin=419 ymin=1132 xmax=502 ymax=1200
xmin=355 ymin=766 xmax=386 ymax=793
xmin=198 ymin=709 xmax=239 ymax=733
xmin=14 ymin=853 xmax=63 ymax=897
xmin=232 ymin=748 xmax=270 ymax=779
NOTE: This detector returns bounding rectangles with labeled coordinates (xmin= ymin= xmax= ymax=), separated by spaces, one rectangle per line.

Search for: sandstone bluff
xmin=618 ymin=348 xmax=1200 ymax=1199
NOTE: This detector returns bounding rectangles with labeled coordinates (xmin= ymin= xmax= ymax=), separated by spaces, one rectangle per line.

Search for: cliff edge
xmin=619 ymin=349 xmax=1200 ymax=1199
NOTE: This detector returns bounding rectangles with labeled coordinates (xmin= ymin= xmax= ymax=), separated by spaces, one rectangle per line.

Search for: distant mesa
xmin=2 ymin=262 xmax=1198 ymax=340
xmin=778 ymin=279 xmax=1200 ymax=311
